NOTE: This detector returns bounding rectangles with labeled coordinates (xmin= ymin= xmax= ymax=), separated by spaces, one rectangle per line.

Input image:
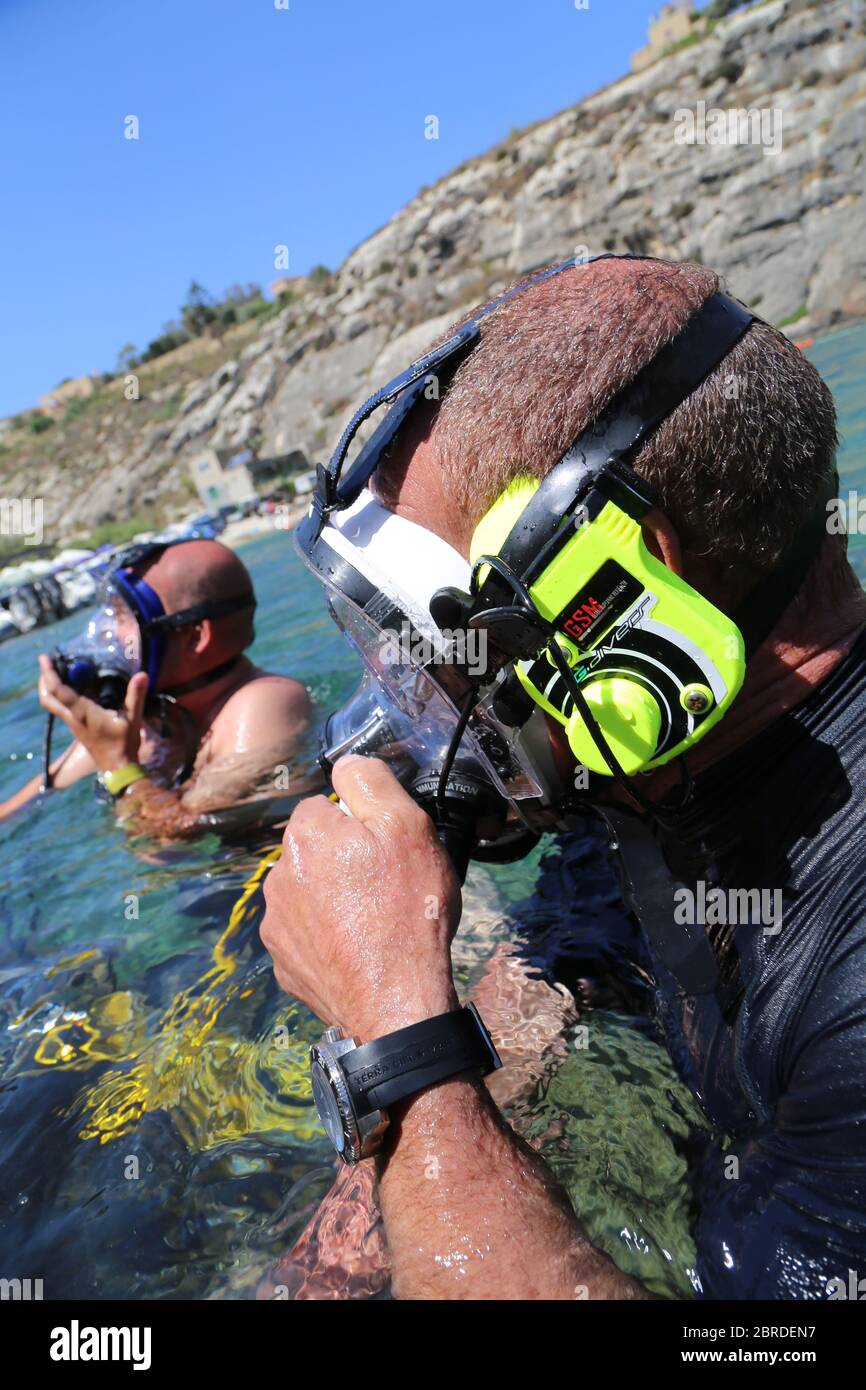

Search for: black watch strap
xmin=342 ymin=1004 xmax=501 ymax=1114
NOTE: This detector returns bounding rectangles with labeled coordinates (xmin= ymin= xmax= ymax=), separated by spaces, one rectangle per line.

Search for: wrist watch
xmin=309 ymin=1003 xmax=502 ymax=1163
xmin=97 ymin=763 xmax=147 ymax=800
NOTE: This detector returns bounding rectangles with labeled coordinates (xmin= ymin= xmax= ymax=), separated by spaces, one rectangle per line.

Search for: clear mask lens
xmin=322 ymin=669 xmax=452 ymax=788
xmin=325 ymin=590 xmax=543 ymax=802
xmin=62 ymin=583 xmax=142 ymax=676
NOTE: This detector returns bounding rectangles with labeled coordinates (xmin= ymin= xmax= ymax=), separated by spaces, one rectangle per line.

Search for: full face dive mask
xmin=297 ymin=254 xmax=832 ymax=873
xmin=51 ymin=580 xmax=144 ymax=709
xmin=310 ymin=492 xmax=552 ymax=878
xmin=43 ymin=539 xmax=256 ymax=789
xmin=52 ymin=539 xmax=258 ymax=702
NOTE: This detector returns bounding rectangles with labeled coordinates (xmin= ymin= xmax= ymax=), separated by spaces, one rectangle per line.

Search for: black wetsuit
xmin=525 ymin=628 xmax=866 ymax=1299
xmin=626 ymin=628 xmax=866 ymax=1299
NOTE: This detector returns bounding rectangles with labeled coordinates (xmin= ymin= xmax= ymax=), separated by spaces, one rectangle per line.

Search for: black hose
xmin=435 ymin=688 xmax=476 ymax=810
xmin=41 ymin=712 xmax=55 ymax=792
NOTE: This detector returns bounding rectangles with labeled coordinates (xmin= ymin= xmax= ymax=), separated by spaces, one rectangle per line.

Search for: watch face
xmin=311 ymin=1057 xmax=347 ymax=1154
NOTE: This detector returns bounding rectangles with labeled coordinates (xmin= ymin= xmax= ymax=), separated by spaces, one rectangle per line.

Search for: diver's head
xmin=130 ymin=540 xmax=256 ymax=693
xmin=298 ymin=253 xmax=848 ymax=868
xmin=53 ymin=538 xmax=257 ymax=710
xmin=372 ymin=257 xmax=846 ymax=782
xmin=374 ymin=256 xmax=839 ymax=608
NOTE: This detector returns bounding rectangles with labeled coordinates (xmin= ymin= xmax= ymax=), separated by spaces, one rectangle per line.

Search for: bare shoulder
xmin=239 ymin=669 xmax=309 ymax=701
xmin=211 ymin=671 xmax=311 ymax=745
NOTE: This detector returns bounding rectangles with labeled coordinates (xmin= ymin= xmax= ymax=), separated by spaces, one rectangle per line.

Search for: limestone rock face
xmin=4 ymin=0 xmax=863 ymax=541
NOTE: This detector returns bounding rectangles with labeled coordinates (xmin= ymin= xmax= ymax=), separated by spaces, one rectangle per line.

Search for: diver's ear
xmin=177 ymin=619 xmax=210 ymax=656
xmin=642 ymin=508 xmax=683 ymax=576
xmin=193 ymin=619 xmax=212 ymax=655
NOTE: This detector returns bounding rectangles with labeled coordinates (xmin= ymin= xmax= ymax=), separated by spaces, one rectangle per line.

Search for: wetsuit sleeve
xmin=693 ymin=911 xmax=866 ymax=1300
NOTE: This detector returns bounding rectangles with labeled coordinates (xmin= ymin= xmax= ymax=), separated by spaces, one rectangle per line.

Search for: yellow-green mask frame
xmin=470 ymin=475 xmax=745 ymax=776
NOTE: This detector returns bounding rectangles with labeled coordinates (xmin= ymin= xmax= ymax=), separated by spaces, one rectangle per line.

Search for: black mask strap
xmin=157 ymin=655 xmax=244 ymax=699
xmin=733 ymin=477 xmax=836 ymax=660
xmin=495 ymin=292 xmax=755 ymax=582
xmin=144 ymin=591 xmax=256 ymax=633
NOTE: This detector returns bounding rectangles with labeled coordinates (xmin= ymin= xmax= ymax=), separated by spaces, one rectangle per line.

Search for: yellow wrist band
xmin=99 ymin=763 xmax=147 ymax=798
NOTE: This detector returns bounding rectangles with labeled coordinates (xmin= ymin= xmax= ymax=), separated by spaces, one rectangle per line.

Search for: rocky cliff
xmin=2 ymin=0 xmax=863 ymax=545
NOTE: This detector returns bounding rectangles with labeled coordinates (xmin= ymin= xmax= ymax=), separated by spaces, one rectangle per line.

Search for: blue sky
xmin=1 ymin=0 xmax=682 ymax=418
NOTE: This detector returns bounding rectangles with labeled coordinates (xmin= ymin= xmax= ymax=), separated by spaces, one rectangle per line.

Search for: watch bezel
xmin=310 ymin=1038 xmax=389 ymax=1163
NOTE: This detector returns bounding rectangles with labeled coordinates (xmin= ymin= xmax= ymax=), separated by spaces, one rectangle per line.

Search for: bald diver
xmin=0 ymin=538 xmax=311 ymax=836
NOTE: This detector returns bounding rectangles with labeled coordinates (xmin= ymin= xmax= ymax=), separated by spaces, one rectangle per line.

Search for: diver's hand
xmin=261 ymin=754 xmax=461 ymax=1040
xmin=37 ymin=654 xmax=149 ymax=774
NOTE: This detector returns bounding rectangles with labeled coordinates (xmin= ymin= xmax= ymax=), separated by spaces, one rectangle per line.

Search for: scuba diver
xmin=0 ymin=538 xmax=311 ymax=835
xmin=259 ymin=252 xmax=866 ymax=1299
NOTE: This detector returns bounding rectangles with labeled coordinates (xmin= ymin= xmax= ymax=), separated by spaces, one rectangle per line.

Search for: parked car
xmin=217 ymin=503 xmax=244 ymax=525
xmin=185 ymin=512 xmax=224 ymax=539
xmin=0 ymin=602 xmax=19 ymax=643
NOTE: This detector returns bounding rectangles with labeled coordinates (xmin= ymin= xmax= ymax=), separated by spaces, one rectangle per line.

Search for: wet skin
xmin=259 ymin=422 xmax=866 ymax=1299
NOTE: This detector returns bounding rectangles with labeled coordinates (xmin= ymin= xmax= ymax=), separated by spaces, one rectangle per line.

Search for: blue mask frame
xmin=111 ymin=568 xmax=168 ymax=686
